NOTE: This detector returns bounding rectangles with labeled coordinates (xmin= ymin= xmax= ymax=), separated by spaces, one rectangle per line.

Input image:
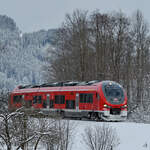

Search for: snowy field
xmin=72 ymin=120 xmax=150 ymax=150
xmin=1 ymin=119 xmax=150 ymax=150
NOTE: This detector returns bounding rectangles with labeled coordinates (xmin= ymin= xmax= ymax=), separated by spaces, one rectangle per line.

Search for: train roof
xmin=18 ymin=80 xmax=100 ymax=89
xmin=12 ymin=80 xmax=122 ymax=94
xmin=12 ymin=80 xmax=102 ymax=94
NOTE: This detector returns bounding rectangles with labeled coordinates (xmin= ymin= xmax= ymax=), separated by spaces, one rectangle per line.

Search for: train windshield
xmin=102 ymin=82 xmax=125 ymax=104
xmin=105 ymin=87 xmax=123 ymax=97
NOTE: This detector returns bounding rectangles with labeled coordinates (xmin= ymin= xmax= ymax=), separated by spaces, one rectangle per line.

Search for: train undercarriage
xmin=18 ymin=108 xmax=127 ymax=122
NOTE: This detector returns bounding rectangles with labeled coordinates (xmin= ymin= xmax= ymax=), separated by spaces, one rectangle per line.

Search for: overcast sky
xmin=0 ymin=0 xmax=149 ymax=33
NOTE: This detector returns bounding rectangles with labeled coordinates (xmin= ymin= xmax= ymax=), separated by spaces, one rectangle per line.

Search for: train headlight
xmin=121 ymin=105 xmax=127 ymax=108
xmin=104 ymin=104 xmax=111 ymax=108
xmin=104 ymin=104 xmax=107 ymax=107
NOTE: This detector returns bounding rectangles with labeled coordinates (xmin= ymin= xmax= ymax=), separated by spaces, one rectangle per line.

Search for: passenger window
xmin=88 ymin=94 xmax=93 ymax=103
xmin=80 ymin=93 xmax=93 ymax=103
xmin=13 ymin=95 xmax=22 ymax=103
xmin=33 ymin=96 xmax=37 ymax=104
xmin=38 ymin=96 xmax=42 ymax=104
xmin=33 ymin=96 xmax=42 ymax=104
xmin=79 ymin=94 xmax=84 ymax=103
xmin=66 ymin=100 xmax=75 ymax=109
xmin=55 ymin=95 xmax=65 ymax=104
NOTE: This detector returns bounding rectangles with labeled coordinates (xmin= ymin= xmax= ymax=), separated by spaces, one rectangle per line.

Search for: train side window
xmin=80 ymin=93 xmax=93 ymax=103
xmin=13 ymin=95 xmax=22 ymax=103
xmin=33 ymin=96 xmax=42 ymax=104
xmin=60 ymin=95 xmax=65 ymax=104
xmin=33 ymin=96 xmax=37 ymax=104
xmin=87 ymin=94 xmax=93 ymax=103
xmin=66 ymin=100 xmax=75 ymax=109
xmin=55 ymin=95 xmax=59 ymax=104
xmin=13 ymin=96 xmax=18 ymax=103
xmin=55 ymin=95 xmax=65 ymax=104
xmin=38 ymin=96 xmax=42 ymax=104
xmin=80 ymin=94 xmax=84 ymax=103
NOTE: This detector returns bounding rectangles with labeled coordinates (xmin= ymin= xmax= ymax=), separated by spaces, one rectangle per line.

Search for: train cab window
xmin=13 ymin=95 xmax=22 ymax=103
xmin=55 ymin=95 xmax=65 ymax=104
xmin=80 ymin=93 xmax=93 ymax=103
xmin=33 ymin=96 xmax=42 ymax=104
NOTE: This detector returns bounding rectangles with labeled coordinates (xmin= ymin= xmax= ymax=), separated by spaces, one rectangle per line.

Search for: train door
xmin=50 ymin=97 xmax=54 ymax=108
xmin=76 ymin=93 xmax=79 ymax=111
xmin=46 ymin=94 xmax=50 ymax=109
xmin=32 ymin=93 xmax=42 ymax=109
xmin=46 ymin=94 xmax=53 ymax=108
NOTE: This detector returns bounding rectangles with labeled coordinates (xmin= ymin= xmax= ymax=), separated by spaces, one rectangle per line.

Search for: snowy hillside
xmin=0 ymin=15 xmax=56 ymax=91
xmin=71 ymin=120 xmax=150 ymax=150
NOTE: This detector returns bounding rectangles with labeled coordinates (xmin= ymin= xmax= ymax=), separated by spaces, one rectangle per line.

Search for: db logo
xmin=113 ymin=98 xmax=118 ymax=102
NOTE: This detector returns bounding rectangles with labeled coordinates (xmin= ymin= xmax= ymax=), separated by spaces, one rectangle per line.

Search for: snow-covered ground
xmin=72 ymin=120 xmax=150 ymax=150
xmin=1 ymin=119 xmax=150 ymax=150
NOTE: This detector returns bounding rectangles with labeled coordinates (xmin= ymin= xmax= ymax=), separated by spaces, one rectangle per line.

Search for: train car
xmin=9 ymin=80 xmax=127 ymax=121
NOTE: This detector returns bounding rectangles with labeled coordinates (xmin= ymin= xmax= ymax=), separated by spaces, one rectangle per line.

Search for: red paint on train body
xmin=9 ymin=80 xmax=127 ymax=121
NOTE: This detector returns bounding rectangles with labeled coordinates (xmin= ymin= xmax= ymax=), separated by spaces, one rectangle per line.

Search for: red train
xmin=9 ymin=80 xmax=127 ymax=121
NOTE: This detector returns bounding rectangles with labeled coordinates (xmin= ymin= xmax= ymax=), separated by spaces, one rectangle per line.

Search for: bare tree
xmin=47 ymin=120 xmax=76 ymax=150
xmin=82 ymin=124 xmax=120 ymax=150
xmin=31 ymin=118 xmax=60 ymax=150
xmin=131 ymin=10 xmax=150 ymax=105
xmin=0 ymin=108 xmax=39 ymax=150
xmin=12 ymin=112 xmax=36 ymax=150
xmin=48 ymin=9 xmax=91 ymax=81
xmin=26 ymin=118 xmax=76 ymax=150
xmin=90 ymin=11 xmax=112 ymax=80
xmin=0 ymin=89 xmax=9 ymax=113
xmin=0 ymin=108 xmax=26 ymax=150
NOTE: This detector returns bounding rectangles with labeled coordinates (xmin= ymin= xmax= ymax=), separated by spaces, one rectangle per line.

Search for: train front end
xmin=100 ymin=81 xmax=127 ymax=121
